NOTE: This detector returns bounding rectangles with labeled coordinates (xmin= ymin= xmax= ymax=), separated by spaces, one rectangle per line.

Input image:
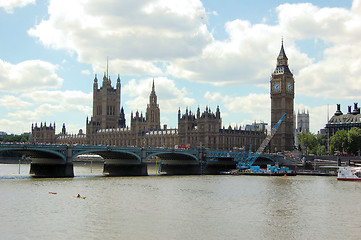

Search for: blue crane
xmin=237 ymin=113 xmax=286 ymax=169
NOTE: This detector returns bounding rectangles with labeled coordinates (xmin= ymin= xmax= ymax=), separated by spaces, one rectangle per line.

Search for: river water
xmin=0 ymin=163 xmax=360 ymax=240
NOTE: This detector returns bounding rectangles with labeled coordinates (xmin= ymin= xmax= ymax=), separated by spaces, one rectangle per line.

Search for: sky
xmin=0 ymin=0 xmax=359 ymax=135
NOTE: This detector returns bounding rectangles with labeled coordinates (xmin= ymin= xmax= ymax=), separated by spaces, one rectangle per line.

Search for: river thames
xmin=0 ymin=163 xmax=360 ymax=240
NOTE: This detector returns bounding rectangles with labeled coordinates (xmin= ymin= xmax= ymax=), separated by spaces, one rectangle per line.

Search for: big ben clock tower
xmin=270 ymin=40 xmax=294 ymax=152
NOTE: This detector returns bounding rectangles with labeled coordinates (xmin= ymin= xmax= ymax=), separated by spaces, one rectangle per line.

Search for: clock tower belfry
xmin=270 ymin=40 xmax=294 ymax=152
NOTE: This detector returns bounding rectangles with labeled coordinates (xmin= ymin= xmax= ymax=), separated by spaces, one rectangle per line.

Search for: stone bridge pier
xmin=29 ymin=146 xmax=74 ymax=178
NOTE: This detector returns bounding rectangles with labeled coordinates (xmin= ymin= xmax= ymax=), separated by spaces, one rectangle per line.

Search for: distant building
xmin=31 ymin=122 xmax=56 ymax=144
xmin=325 ymin=103 xmax=361 ymax=140
xmin=245 ymin=122 xmax=267 ymax=132
xmin=295 ymin=109 xmax=310 ymax=146
xmin=0 ymin=131 xmax=7 ymax=137
xmin=297 ymin=110 xmax=310 ymax=133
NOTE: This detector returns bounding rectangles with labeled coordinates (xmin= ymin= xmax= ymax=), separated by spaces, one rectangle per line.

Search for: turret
xmin=277 ymin=39 xmax=288 ymax=66
xmin=62 ymin=123 xmax=66 ymax=135
xmin=103 ymin=72 xmax=107 ymax=85
xmin=273 ymin=39 xmax=291 ymax=74
xmin=116 ymin=74 xmax=121 ymax=90
xmin=93 ymin=74 xmax=98 ymax=90
xmin=216 ymin=105 xmax=220 ymax=119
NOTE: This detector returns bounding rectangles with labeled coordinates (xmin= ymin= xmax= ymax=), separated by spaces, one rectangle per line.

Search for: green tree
xmin=347 ymin=127 xmax=361 ymax=155
xmin=297 ymin=132 xmax=318 ymax=155
xmin=316 ymin=134 xmax=327 ymax=155
xmin=0 ymin=133 xmax=30 ymax=143
xmin=329 ymin=129 xmax=348 ymax=154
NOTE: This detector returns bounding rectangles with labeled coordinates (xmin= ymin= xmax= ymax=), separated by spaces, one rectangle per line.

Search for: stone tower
xmin=31 ymin=122 xmax=56 ymax=143
xmin=146 ymin=79 xmax=160 ymax=130
xmin=297 ymin=110 xmax=309 ymax=133
xmin=178 ymin=106 xmax=221 ymax=148
xmin=295 ymin=109 xmax=310 ymax=146
xmin=131 ymin=79 xmax=161 ymax=133
xmin=87 ymin=73 xmax=126 ymax=134
xmin=270 ymin=40 xmax=294 ymax=152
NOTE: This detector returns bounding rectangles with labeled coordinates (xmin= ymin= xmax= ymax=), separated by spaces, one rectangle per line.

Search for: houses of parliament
xmin=31 ymin=42 xmax=294 ymax=152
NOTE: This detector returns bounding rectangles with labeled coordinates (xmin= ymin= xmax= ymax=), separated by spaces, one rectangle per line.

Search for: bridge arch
xmin=145 ymin=151 xmax=199 ymax=162
xmin=253 ymin=154 xmax=275 ymax=167
xmin=72 ymin=149 xmax=141 ymax=163
xmin=0 ymin=146 xmax=66 ymax=163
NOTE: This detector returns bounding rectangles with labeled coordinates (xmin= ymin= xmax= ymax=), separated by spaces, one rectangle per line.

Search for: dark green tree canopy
xmin=330 ymin=128 xmax=361 ymax=155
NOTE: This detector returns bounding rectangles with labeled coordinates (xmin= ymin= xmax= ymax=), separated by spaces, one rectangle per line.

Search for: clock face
xmin=273 ymin=82 xmax=281 ymax=92
xmin=287 ymin=82 xmax=293 ymax=92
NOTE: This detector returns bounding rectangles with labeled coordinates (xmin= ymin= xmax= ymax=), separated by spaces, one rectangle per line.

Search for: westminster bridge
xmin=0 ymin=143 xmax=277 ymax=177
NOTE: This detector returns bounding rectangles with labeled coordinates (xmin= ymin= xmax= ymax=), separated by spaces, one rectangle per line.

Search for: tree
xmin=0 ymin=133 xmax=30 ymax=143
xmin=347 ymin=127 xmax=361 ymax=156
xmin=330 ymin=129 xmax=348 ymax=154
xmin=316 ymin=134 xmax=327 ymax=155
xmin=297 ymin=132 xmax=318 ymax=155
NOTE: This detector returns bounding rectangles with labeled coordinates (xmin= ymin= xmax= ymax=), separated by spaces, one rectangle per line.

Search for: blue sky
xmin=0 ymin=0 xmax=358 ymax=135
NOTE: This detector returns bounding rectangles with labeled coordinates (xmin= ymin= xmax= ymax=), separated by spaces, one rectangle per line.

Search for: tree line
xmin=0 ymin=133 xmax=31 ymax=157
xmin=297 ymin=127 xmax=361 ymax=156
xmin=0 ymin=133 xmax=31 ymax=143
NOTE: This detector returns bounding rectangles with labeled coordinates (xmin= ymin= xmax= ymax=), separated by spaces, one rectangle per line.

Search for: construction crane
xmin=237 ymin=113 xmax=286 ymax=169
xmin=256 ymin=113 xmax=286 ymax=154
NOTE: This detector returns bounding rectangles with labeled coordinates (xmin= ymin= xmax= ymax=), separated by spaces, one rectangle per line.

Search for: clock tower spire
xmin=270 ymin=40 xmax=294 ymax=152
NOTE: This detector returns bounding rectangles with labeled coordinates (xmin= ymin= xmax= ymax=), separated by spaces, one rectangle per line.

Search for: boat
xmin=337 ymin=166 xmax=361 ymax=181
xmin=48 ymin=192 xmax=57 ymax=194
xmin=230 ymin=165 xmax=296 ymax=176
xmin=73 ymin=195 xmax=86 ymax=199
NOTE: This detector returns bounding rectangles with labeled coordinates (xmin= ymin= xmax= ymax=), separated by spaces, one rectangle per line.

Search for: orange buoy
xmin=284 ymin=174 xmax=287 ymax=177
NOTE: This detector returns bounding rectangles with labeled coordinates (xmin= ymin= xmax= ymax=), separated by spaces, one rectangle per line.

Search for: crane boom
xmin=256 ymin=113 xmax=286 ymax=153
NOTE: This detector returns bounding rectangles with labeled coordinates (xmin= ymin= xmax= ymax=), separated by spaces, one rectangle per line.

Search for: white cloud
xmin=21 ymin=90 xmax=92 ymax=111
xmin=204 ymin=91 xmax=223 ymax=102
xmin=13 ymin=0 xmax=361 ymax=135
xmin=0 ymin=95 xmax=32 ymax=109
xmin=0 ymin=90 xmax=92 ymax=134
xmin=276 ymin=2 xmax=361 ymax=99
xmin=26 ymin=0 xmax=361 ymax=100
xmin=0 ymin=119 xmax=31 ymax=134
xmin=0 ymin=59 xmax=63 ymax=92
xmin=28 ymin=0 xmax=212 ymax=76
xmin=81 ymin=69 xmax=91 ymax=75
xmin=0 ymin=0 xmax=35 ymax=14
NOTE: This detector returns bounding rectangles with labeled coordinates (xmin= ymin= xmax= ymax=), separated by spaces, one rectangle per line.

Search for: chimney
xmin=352 ymin=103 xmax=359 ymax=115
xmin=335 ymin=104 xmax=343 ymax=116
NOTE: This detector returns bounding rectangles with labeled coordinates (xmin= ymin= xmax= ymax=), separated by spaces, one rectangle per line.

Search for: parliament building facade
xmin=32 ymin=73 xmax=266 ymax=150
xmin=32 ymin=42 xmax=295 ymax=151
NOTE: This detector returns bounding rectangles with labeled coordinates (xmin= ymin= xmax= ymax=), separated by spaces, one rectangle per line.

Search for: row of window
xmin=96 ymin=105 xmax=116 ymax=116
